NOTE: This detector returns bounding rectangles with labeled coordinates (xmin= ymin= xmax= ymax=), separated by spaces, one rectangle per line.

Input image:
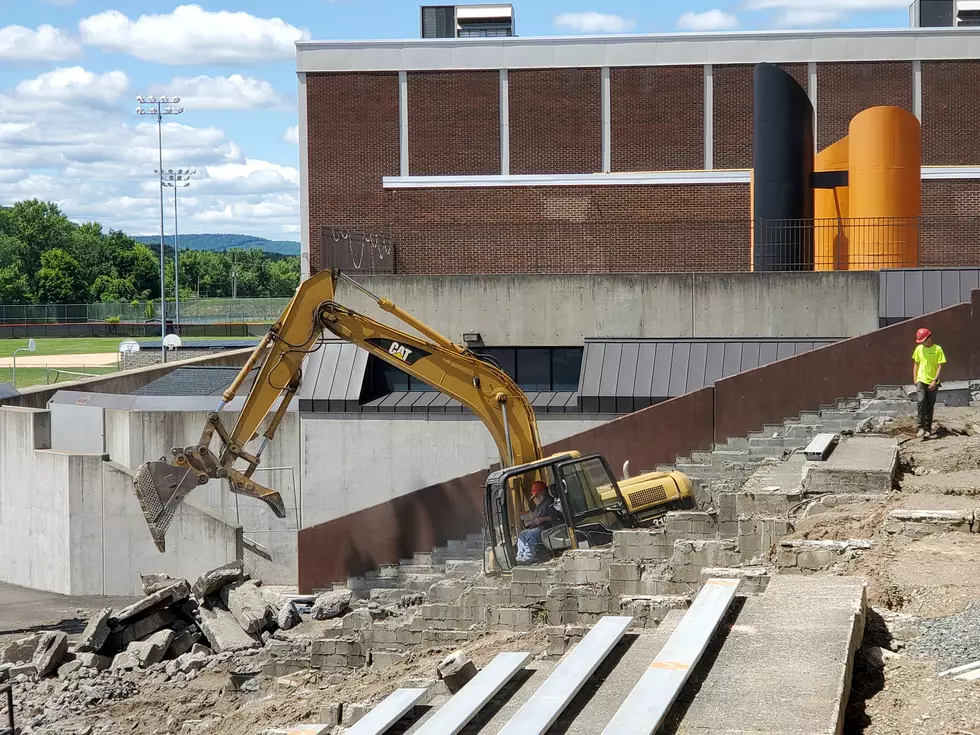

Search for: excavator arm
xmin=133 ymin=269 xmax=543 ymax=551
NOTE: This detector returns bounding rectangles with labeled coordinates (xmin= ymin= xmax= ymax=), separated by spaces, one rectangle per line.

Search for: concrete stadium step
xmin=666 ymin=575 xmax=867 ymax=735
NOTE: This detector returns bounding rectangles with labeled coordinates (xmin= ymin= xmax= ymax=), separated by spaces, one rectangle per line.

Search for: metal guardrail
xmin=0 ymin=681 xmax=15 ymax=735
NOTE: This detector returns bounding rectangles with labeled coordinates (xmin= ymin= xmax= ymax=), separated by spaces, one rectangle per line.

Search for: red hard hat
xmin=531 ymin=481 xmax=548 ymax=495
xmin=916 ymin=328 xmax=932 ymax=344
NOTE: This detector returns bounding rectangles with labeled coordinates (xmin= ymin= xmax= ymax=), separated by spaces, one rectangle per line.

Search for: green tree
xmin=36 ymin=248 xmax=83 ymax=304
xmin=7 ymin=200 xmax=74 ymax=292
xmin=268 ymin=257 xmax=300 ymax=297
xmin=0 ymin=264 xmax=30 ymax=303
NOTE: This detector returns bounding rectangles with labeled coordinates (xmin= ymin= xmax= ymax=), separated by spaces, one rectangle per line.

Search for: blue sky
xmin=0 ymin=1 xmax=912 ymax=240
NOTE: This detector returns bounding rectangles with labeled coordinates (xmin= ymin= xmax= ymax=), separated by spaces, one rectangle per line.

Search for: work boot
xmin=916 ymin=428 xmax=925 ymax=438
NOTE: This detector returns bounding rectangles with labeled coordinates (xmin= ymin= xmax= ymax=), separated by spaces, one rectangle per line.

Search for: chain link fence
xmin=0 ymin=298 xmax=291 ymax=325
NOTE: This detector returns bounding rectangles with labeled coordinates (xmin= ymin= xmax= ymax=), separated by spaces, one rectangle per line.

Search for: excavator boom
xmin=133 ymin=269 xmax=543 ymax=551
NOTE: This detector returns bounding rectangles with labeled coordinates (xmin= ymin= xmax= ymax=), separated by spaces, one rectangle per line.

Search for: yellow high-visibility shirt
xmin=913 ymin=344 xmax=946 ymax=385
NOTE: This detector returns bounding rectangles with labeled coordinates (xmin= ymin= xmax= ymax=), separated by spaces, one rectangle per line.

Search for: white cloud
xmin=284 ymin=126 xmax=299 ymax=145
xmin=677 ymin=9 xmax=741 ymax=31
xmin=554 ymin=12 xmax=635 ymax=33
xmin=152 ymin=75 xmax=286 ymax=111
xmin=776 ymin=9 xmax=843 ymax=26
xmin=14 ymin=67 xmax=128 ymax=108
xmin=78 ymin=4 xmax=311 ymax=65
xmin=0 ymin=24 xmax=82 ymax=62
xmin=0 ymin=67 xmax=299 ymax=240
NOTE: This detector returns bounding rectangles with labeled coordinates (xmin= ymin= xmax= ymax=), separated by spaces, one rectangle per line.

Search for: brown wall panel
xmin=713 ymin=64 xmax=808 ymax=170
xmin=714 ymin=291 xmax=979 ymax=442
xmin=817 ymin=62 xmax=913 ymax=149
xmin=307 ymin=73 xmax=400 ymax=274
xmin=408 ymin=71 xmax=500 ymax=176
xmin=385 ymin=184 xmax=750 ymax=273
xmin=611 ymin=66 xmax=704 ymax=171
xmin=921 ymin=61 xmax=980 ymax=166
xmin=298 ymin=388 xmax=716 ymax=591
xmin=509 ymin=69 xmax=601 ymax=175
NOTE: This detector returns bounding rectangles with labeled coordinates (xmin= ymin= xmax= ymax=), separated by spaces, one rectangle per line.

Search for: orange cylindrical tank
xmin=814 ymin=136 xmax=850 ymax=271
xmin=847 ymin=106 xmax=921 ymax=270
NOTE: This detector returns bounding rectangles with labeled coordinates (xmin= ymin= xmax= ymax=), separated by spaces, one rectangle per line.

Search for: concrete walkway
xmin=0 ymin=581 xmax=137 ymax=644
xmin=670 ymin=575 xmax=866 ymax=735
xmin=0 ymin=353 xmax=119 ymax=368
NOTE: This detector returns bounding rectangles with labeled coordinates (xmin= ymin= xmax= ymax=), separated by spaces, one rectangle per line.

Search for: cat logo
xmin=389 ymin=341 xmax=413 ymax=362
xmin=366 ymin=338 xmax=430 ymax=366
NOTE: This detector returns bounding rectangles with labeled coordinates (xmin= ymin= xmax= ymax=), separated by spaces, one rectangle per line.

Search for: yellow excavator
xmin=133 ymin=269 xmax=694 ymax=572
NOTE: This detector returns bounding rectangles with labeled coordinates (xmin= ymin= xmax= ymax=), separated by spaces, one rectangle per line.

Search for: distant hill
xmin=132 ymin=234 xmax=300 ymax=256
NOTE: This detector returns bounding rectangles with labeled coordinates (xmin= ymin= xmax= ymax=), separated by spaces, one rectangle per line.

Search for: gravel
xmin=905 ymin=600 xmax=980 ymax=670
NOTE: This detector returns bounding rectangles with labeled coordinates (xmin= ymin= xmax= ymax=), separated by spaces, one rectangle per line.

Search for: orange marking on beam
xmin=705 ymin=579 xmax=740 ymax=587
xmin=649 ymin=660 xmax=690 ymax=670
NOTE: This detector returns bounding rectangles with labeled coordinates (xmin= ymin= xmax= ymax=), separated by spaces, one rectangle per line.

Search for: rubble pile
xmin=0 ymin=560 xmax=365 ymax=734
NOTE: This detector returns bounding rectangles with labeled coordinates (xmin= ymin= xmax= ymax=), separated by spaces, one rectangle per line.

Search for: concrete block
xmin=192 ymin=560 xmax=245 ymax=599
xmin=884 ymin=509 xmax=975 ymax=539
xmin=312 ymin=589 xmax=352 ymax=620
xmin=437 ymin=651 xmax=478 ymax=694
xmin=75 ymin=652 xmax=112 ymax=671
xmin=109 ymin=609 xmax=177 ymax=651
xmin=32 ymin=631 xmax=68 ymax=677
xmin=221 ymin=580 xmax=275 ymax=634
xmin=512 ymin=566 xmax=559 ymax=584
xmin=198 ymin=604 xmax=261 ymax=653
xmin=491 ymin=607 xmax=534 ymax=632
xmin=58 ymin=659 xmax=82 ymax=678
xmin=113 ymin=581 xmax=190 ymax=627
xmin=736 ymin=491 xmax=802 ymax=519
xmin=777 ymin=539 xmax=872 ymax=572
xmin=1 ymin=634 xmax=42 ymax=665
xmin=133 ymin=629 xmax=175 ymax=668
xmin=277 ymin=601 xmax=302 ymax=631
xmin=318 ymin=703 xmax=341 ymax=726
xmin=445 ymin=560 xmax=483 ymax=577
xmin=8 ymin=663 xmax=37 ymax=678
xmin=619 ymin=595 xmax=690 ymax=628
xmin=666 ymin=511 xmax=718 ymax=540
xmin=369 ymin=651 xmax=407 ymax=670
xmin=738 ymin=518 xmax=794 ymax=562
xmin=613 ymin=529 xmax=670 ymax=560
xmin=341 ymin=703 xmax=371 ymax=727
xmin=699 ymin=567 xmax=771 ymax=595
xmin=166 ymin=628 xmax=202 ymax=660
xmin=74 ymin=607 xmax=112 ymax=654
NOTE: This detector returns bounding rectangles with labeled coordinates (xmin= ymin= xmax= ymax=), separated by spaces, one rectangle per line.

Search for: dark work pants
xmin=916 ymin=382 xmax=937 ymax=431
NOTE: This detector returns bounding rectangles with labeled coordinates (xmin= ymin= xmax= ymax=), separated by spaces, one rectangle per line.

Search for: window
xmin=552 ymin=348 xmax=581 ymax=392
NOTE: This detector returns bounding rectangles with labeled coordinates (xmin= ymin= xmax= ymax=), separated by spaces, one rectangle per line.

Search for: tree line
xmin=0 ymin=199 xmax=300 ymax=305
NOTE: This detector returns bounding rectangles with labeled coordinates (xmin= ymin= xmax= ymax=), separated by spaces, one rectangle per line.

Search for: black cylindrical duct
xmin=753 ymin=63 xmax=815 ymax=271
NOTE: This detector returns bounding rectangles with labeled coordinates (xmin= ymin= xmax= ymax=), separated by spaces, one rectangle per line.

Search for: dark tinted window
xmin=552 ymin=348 xmax=582 ymax=391
xmin=517 ymin=348 xmax=551 ymax=391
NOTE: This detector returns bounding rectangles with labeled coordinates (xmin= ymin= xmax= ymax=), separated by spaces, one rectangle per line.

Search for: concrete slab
xmin=802 ymin=436 xmax=898 ymax=496
xmin=669 ymin=575 xmax=866 ymax=735
xmin=740 ymin=455 xmax=807 ymax=495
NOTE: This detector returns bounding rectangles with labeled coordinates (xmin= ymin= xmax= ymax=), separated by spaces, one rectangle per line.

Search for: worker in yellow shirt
xmin=912 ymin=327 xmax=946 ymax=438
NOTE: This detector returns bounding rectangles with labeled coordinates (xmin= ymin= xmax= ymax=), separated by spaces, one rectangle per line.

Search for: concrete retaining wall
xmin=0 ymin=406 xmax=242 ymax=596
xmin=342 ymin=272 xmax=880 ymax=345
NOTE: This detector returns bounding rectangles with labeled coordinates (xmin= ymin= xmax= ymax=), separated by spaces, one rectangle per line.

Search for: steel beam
xmin=415 ymin=652 xmax=532 ymax=735
xmin=599 ymin=578 xmax=739 ymax=735
xmin=498 ymin=616 xmax=632 ymax=735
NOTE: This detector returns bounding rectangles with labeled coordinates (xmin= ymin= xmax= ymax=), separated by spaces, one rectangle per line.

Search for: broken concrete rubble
xmin=221 ymin=580 xmax=275 ymax=634
xmin=0 ymin=633 xmax=41 ymax=664
xmin=74 ymin=607 xmax=112 ymax=653
xmin=192 ymin=559 xmax=245 ymax=599
xmin=112 ymin=580 xmax=190 ymax=627
xmin=278 ymin=601 xmax=302 ymax=630
xmin=32 ymin=631 xmax=68 ymax=677
xmin=437 ymin=651 xmax=477 ymax=694
xmin=312 ymin=589 xmax=352 ymax=620
xmin=140 ymin=573 xmax=182 ymax=596
xmin=198 ymin=602 xmax=262 ymax=653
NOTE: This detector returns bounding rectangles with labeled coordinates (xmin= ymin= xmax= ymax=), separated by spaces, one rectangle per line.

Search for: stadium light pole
xmin=158 ymin=168 xmax=196 ymax=331
xmin=135 ymin=95 xmax=183 ymax=362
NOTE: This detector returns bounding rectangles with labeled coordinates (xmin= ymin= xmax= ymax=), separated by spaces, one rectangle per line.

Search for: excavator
xmin=133 ymin=269 xmax=694 ymax=573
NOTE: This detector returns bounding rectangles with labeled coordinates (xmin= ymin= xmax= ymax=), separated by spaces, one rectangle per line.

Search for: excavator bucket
xmin=133 ymin=459 xmax=205 ymax=552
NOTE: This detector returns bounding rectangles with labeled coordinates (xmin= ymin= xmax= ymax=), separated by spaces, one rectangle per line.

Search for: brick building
xmin=295 ymin=27 xmax=980 ymax=278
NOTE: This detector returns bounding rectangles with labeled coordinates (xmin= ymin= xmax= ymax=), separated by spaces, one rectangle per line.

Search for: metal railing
xmin=0 ymin=681 xmax=15 ymax=735
xmin=0 ymin=298 xmax=290 ymax=325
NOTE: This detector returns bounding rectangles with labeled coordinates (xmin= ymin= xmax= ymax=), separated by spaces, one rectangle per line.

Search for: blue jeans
xmin=517 ymin=527 xmax=543 ymax=563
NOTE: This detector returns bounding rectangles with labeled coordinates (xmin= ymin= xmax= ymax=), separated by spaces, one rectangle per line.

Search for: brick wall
xmin=922 ymin=180 xmax=980 ymax=267
xmin=408 ymin=71 xmax=500 ymax=176
xmin=816 ymin=62 xmax=913 ymax=148
xmin=385 ymin=184 xmax=750 ymax=273
xmin=713 ymin=64 xmax=808 ymax=170
xmin=509 ymin=69 xmax=601 ymax=175
xmin=307 ymin=73 xmax=400 ymax=274
xmin=611 ymin=66 xmax=704 ymax=171
xmin=921 ymin=61 xmax=980 ymax=166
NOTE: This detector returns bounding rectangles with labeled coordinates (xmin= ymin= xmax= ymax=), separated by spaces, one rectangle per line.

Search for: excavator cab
xmin=484 ymin=452 xmax=634 ymax=573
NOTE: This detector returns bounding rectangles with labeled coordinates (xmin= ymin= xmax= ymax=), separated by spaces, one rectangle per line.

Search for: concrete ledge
xmin=699 ymin=567 xmax=771 ymax=595
xmin=802 ymin=437 xmax=899 ymax=496
xmin=884 ymin=509 xmax=976 ymax=538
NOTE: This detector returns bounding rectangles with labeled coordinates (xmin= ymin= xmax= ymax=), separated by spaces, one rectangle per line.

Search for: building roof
xmin=296 ymin=341 xmax=369 ymax=411
xmin=136 ymin=338 xmax=262 ymax=350
xmin=296 ymin=27 xmax=980 ymax=73
xmin=0 ymin=382 xmax=19 ymax=400
xmin=577 ymin=338 xmax=836 ymax=413
xmin=132 ymin=366 xmax=254 ymax=397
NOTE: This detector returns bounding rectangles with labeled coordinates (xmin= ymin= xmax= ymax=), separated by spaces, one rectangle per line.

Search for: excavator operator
xmin=516 ymin=481 xmax=563 ymax=565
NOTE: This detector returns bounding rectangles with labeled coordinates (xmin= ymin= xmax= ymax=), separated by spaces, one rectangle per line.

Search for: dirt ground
xmin=786 ymin=407 xmax=980 ymax=735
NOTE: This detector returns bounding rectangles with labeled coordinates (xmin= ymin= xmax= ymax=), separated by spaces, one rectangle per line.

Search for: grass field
xmin=0 ymin=366 xmax=119 ymax=388
xmin=0 ymin=337 xmax=125 ymax=358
